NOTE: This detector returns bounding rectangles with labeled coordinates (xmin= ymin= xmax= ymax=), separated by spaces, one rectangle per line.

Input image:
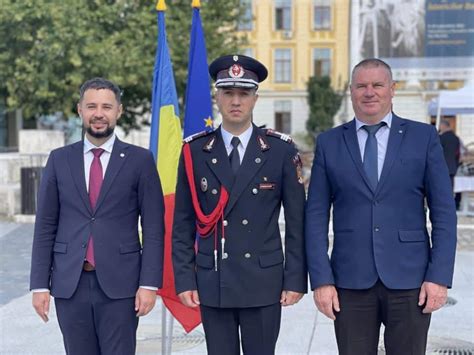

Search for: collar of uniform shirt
xmin=221 ymin=124 xmax=253 ymax=155
xmin=355 ymin=112 xmax=392 ymax=132
xmin=83 ymin=133 xmax=116 ymax=155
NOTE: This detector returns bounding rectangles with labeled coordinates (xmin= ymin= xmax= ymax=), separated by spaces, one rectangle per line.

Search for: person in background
xmin=439 ymin=119 xmax=461 ymax=209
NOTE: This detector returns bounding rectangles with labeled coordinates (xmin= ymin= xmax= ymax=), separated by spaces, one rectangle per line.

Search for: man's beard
xmin=86 ymin=125 xmax=115 ymax=139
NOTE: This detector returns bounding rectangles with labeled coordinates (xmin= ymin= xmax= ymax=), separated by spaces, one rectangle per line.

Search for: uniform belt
xmin=83 ymin=261 xmax=95 ymax=271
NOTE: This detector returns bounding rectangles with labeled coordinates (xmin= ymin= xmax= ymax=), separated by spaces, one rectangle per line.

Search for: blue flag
xmin=183 ymin=6 xmax=213 ymax=137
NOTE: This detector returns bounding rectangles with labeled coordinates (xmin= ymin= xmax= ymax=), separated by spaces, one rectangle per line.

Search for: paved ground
xmin=0 ymin=216 xmax=473 ymax=354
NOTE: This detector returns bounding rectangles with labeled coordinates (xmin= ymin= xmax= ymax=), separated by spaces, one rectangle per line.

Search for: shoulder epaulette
xmin=264 ymin=129 xmax=293 ymax=144
xmin=183 ymin=130 xmax=212 ymax=144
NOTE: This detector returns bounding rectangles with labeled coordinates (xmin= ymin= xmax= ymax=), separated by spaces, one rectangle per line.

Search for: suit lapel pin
xmin=200 ymin=178 xmax=208 ymax=192
xmin=255 ymin=157 xmax=261 ymax=164
xmin=398 ymin=130 xmax=403 ymax=134
xmin=211 ymin=158 xmax=217 ymax=164
xmin=120 ymin=153 xmax=125 ymax=158
xmin=263 ymin=176 xmax=268 ymax=181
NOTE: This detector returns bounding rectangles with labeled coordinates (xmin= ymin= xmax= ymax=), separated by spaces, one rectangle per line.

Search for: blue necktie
xmin=229 ymin=137 xmax=241 ymax=174
xmin=362 ymin=123 xmax=385 ymax=189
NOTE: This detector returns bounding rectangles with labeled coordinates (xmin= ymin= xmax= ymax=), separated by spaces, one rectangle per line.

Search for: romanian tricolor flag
xmin=150 ymin=0 xmax=201 ymax=333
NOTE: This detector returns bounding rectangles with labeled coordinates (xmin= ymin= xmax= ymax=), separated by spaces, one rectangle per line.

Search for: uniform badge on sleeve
xmin=292 ymin=153 xmax=304 ymax=185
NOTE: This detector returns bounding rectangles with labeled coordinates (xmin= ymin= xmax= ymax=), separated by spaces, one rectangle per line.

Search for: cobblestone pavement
xmin=0 ymin=216 xmax=472 ymax=354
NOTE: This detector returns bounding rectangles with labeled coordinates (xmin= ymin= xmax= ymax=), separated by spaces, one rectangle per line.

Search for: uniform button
xmin=242 ymin=219 xmax=248 ymax=225
xmin=244 ymin=253 xmax=251 ymax=259
xmin=374 ymin=227 xmax=380 ymax=232
xmin=82 ymin=243 xmax=87 ymax=248
xmin=91 ymin=217 xmax=95 ymax=221
xmin=252 ymin=188 xmax=258 ymax=195
xmin=222 ymin=253 xmax=229 ymax=259
xmin=211 ymin=189 xmax=218 ymax=195
xmin=223 ymin=220 xmax=228 ymax=227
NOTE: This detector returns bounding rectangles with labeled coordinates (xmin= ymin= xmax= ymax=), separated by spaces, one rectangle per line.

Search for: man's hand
xmin=32 ymin=291 xmax=50 ymax=323
xmin=280 ymin=290 xmax=304 ymax=306
xmin=135 ymin=288 xmax=157 ymax=317
xmin=418 ymin=281 xmax=447 ymax=314
xmin=178 ymin=290 xmax=200 ymax=308
xmin=313 ymin=285 xmax=340 ymax=320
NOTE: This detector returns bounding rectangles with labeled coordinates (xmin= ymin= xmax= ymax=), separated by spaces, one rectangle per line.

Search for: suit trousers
xmin=200 ymin=303 xmax=282 ymax=355
xmin=334 ymin=280 xmax=431 ymax=355
xmin=55 ymin=270 xmax=138 ymax=355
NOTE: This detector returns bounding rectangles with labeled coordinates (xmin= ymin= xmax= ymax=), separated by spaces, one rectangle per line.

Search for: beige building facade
xmin=236 ymin=0 xmax=350 ymax=138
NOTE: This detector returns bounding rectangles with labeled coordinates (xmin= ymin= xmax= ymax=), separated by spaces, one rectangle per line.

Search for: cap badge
xmin=229 ymin=64 xmax=244 ymax=78
xmin=233 ymin=55 xmax=239 ymax=61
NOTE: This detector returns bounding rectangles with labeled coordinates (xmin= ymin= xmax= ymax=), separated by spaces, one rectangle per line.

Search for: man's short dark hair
xmin=351 ymin=58 xmax=393 ymax=82
xmin=79 ymin=78 xmax=122 ymax=104
xmin=440 ymin=120 xmax=451 ymax=128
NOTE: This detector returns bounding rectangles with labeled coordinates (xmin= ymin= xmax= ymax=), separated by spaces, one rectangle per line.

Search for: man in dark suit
xmin=305 ymin=58 xmax=457 ymax=354
xmin=439 ymin=119 xmax=461 ymax=209
xmin=172 ymin=54 xmax=307 ymax=355
xmin=30 ymin=78 xmax=165 ymax=355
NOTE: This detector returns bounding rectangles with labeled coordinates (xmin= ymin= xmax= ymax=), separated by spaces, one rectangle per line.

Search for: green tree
xmin=306 ymin=76 xmax=343 ymax=137
xmin=0 ymin=0 xmax=246 ymax=132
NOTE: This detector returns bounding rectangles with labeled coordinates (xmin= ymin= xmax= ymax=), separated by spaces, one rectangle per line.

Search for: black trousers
xmin=55 ymin=271 xmax=138 ymax=355
xmin=335 ymin=280 xmax=431 ymax=355
xmin=200 ymin=303 xmax=282 ymax=355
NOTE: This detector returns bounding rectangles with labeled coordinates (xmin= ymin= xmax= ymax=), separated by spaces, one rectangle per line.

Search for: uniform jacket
xmin=30 ymin=138 xmax=165 ymax=299
xmin=305 ymin=114 xmax=457 ymax=290
xmin=172 ymin=124 xmax=307 ymax=308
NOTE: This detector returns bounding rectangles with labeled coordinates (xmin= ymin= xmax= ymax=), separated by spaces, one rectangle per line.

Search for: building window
xmin=239 ymin=0 xmax=253 ymax=31
xmin=274 ymin=49 xmax=292 ymax=83
xmin=275 ymin=0 xmax=292 ymax=30
xmin=313 ymin=0 xmax=331 ymax=30
xmin=274 ymin=101 xmax=292 ymax=134
xmin=313 ymin=48 xmax=331 ymax=77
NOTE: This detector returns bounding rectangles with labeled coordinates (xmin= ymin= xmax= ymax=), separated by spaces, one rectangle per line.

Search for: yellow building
xmin=238 ymin=0 xmax=350 ymax=137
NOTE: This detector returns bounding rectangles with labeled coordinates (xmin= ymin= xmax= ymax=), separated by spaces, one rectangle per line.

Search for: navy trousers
xmin=200 ymin=303 xmax=282 ymax=355
xmin=55 ymin=270 xmax=138 ymax=355
xmin=335 ymin=280 xmax=431 ymax=355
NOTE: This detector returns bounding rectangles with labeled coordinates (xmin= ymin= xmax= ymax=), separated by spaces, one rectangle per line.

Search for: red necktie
xmin=85 ymin=148 xmax=104 ymax=266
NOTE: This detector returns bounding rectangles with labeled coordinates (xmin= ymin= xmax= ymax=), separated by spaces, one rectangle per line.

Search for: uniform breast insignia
xmin=200 ymin=178 xmax=208 ymax=192
xmin=257 ymin=135 xmax=270 ymax=151
xmin=259 ymin=182 xmax=276 ymax=190
xmin=292 ymin=153 xmax=304 ymax=185
xmin=183 ymin=130 xmax=212 ymax=144
xmin=264 ymin=129 xmax=293 ymax=144
xmin=203 ymin=136 xmax=216 ymax=152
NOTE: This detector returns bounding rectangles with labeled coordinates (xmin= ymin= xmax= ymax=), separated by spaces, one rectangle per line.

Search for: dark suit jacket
xmin=305 ymin=114 xmax=457 ymax=291
xmin=172 ymin=124 xmax=307 ymax=308
xmin=440 ymin=130 xmax=460 ymax=175
xmin=30 ymin=138 xmax=165 ymax=299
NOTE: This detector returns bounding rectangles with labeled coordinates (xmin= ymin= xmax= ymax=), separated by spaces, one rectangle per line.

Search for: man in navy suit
xmin=30 ymin=78 xmax=165 ymax=355
xmin=305 ymin=58 xmax=456 ymax=354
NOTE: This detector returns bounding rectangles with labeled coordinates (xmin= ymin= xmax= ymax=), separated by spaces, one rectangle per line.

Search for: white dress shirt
xmin=83 ymin=134 xmax=115 ymax=189
xmin=221 ymin=124 xmax=253 ymax=162
xmin=355 ymin=112 xmax=392 ymax=179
